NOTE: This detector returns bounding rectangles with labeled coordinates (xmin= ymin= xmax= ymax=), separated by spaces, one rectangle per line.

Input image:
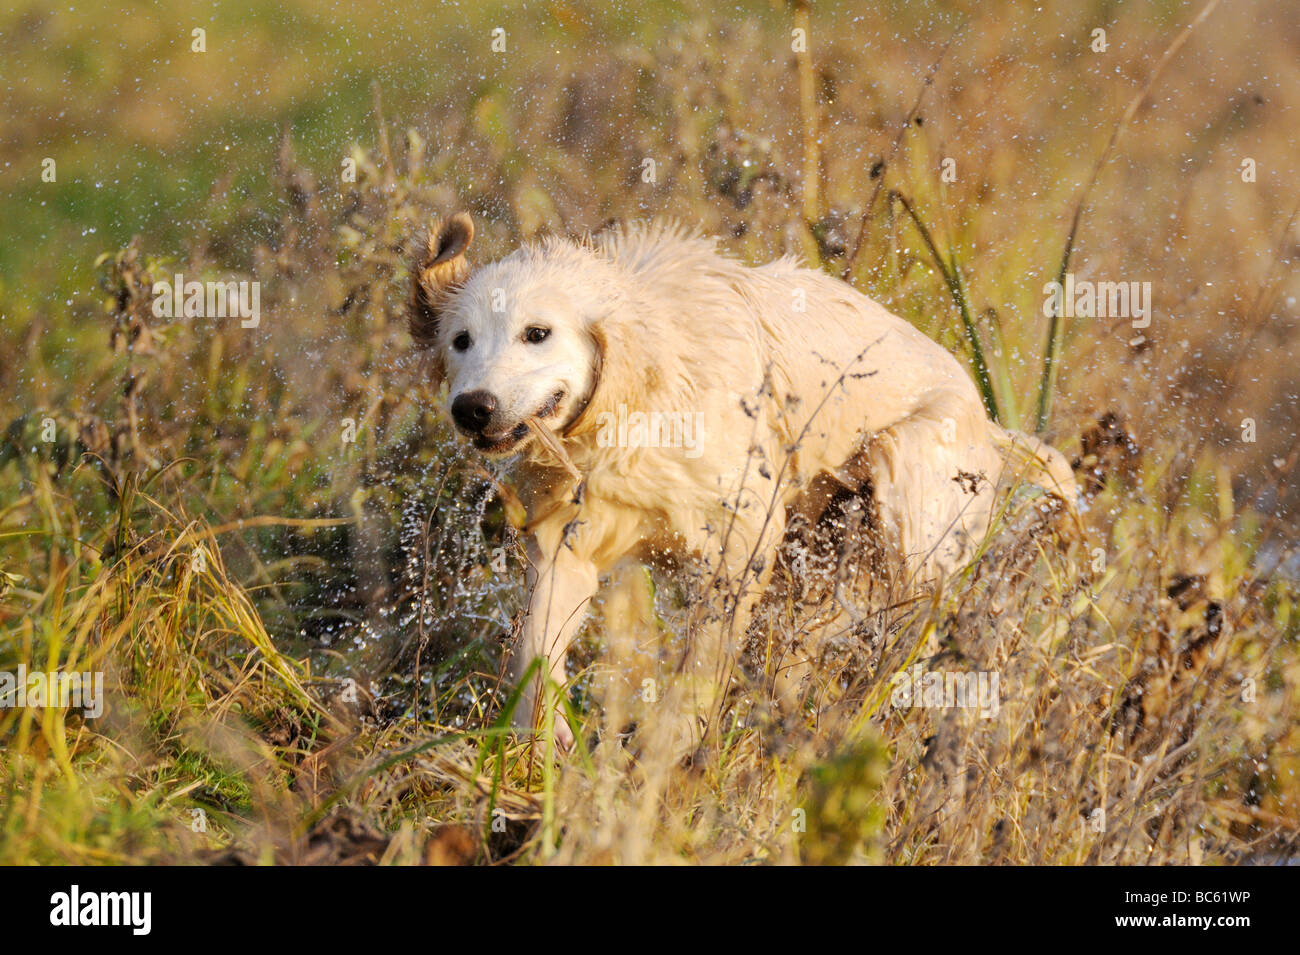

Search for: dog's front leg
xmin=508 ymin=533 xmax=598 ymax=752
xmin=651 ymin=508 xmax=786 ymax=765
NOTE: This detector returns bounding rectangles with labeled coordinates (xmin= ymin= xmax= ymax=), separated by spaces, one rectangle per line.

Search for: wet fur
xmin=411 ymin=216 xmax=1078 ymax=756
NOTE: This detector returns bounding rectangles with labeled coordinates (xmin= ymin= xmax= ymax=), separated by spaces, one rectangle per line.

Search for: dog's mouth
xmin=473 ymin=391 xmax=565 ymax=454
xmin=473 ymin=421 xmax=530 ymax=453
xmin=535 ymin=389 xmax=565 ymax=419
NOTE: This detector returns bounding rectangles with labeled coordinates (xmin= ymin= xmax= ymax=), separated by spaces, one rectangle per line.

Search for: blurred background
xmin=3 ymin=0 xmax=1298 ymax=514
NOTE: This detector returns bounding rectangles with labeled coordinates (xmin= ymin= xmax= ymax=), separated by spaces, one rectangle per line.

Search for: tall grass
xmin=1 ymin=0 xmax=1297 ymax=864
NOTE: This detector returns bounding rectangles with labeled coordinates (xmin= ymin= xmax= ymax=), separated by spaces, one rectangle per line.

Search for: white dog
xmin=410 ymin=213 xmax=1076 ymax=756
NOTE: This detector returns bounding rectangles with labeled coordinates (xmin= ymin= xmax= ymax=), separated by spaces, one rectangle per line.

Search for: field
xmin=1 ymin=0 xmax=1298 ymax=864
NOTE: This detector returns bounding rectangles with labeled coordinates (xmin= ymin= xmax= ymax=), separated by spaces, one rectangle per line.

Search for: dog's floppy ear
xmin=564 ymin=316 xmax=657 ymax=439
xmin=409 ymin=212 xmax=474 ymax=350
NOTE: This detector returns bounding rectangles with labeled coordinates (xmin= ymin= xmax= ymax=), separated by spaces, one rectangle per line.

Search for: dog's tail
xmin=992 ymin=426 xmax=1085 ymax=540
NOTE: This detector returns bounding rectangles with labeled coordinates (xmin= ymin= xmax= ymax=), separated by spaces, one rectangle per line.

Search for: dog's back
xmin=585 ymin=222 xmax=1076 ymax=574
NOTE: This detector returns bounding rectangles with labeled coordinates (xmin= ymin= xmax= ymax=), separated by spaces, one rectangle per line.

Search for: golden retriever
xmin=410 ymin=212 xmax=1076 ymax=757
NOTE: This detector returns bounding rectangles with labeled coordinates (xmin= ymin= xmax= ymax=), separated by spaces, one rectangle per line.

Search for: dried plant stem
xmin=793 ymin=0 xmax=820 ymax=230
xmin=525 ymin=416 xmax=585 ymax=500
xmin=1034 ymin=0 xmax=1222 ymax=433
xmin=371 ymin=80 xmax=395 ymax=191
xmin=841 ymin=30 xmax=961 ymax=281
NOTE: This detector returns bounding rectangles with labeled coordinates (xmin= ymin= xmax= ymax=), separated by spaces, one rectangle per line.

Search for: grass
xmin=1 ymin=0 xmax=1298 ymax=864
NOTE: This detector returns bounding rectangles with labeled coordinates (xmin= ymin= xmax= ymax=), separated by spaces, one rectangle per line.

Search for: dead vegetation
xmin=1 ymin=1 xmax=1298 ymax=865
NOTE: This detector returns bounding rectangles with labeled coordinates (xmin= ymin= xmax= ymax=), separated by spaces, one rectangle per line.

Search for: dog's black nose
xmin=451 ymin=391 xmax=497 ymax=433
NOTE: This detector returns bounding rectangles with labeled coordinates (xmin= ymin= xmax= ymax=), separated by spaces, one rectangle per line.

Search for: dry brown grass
xmin=1 ymin=0 xmax=1298 ymax=865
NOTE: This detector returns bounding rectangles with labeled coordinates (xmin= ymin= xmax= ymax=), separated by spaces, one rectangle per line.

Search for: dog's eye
xmin=524 ymin=326 xmax=550 ymax=344
xmin=452 ymin=332 xmax=472 ymax=352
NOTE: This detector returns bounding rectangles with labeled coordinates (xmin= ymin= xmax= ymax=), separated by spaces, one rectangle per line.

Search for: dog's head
xmin=411 ymin=213 xmax=627 ymax=457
